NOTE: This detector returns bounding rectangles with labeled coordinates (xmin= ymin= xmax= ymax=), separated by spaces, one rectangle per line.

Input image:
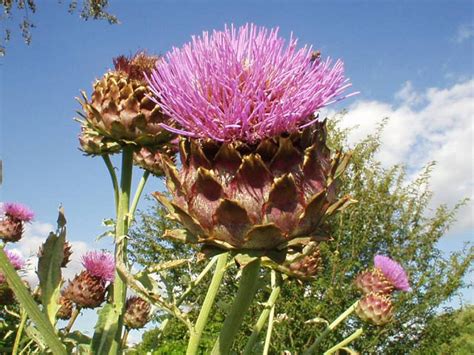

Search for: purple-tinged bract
xmin=374 ymin=255 xmax=410 ymax=292
xmin=2 ymin=203 xmax=34 ymax=222
xmin=82 ymin=251 xmax=115 ymax=283
xmin=149 ymin=23 xmax=352 ymax=143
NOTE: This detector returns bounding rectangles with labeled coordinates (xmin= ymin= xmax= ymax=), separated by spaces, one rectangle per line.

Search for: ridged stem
xmin=110 ymin=146 xmax=134 ymax=354
xmin=186 ymin=253 xmax=228 ymax=355
xmin=12 ymin=308 xmax=27 ymax=355
xmin=304 ymin=300 xmax=359 ymax=354
xmin=324 ymin=328 xmax=363 ymax=355
xmin=243 ymin=270 xmax=281 ymax=354
xmin=211 ymin=258 xmax=261 ymax=355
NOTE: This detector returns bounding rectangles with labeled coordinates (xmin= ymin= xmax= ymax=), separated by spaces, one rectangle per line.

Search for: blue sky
xmin=1 ymin=0 xmax=473 ymax=340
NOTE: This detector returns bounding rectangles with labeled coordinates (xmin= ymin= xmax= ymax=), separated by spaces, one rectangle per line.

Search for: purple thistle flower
xmin=0 ymin=249 xmax=25 ymax=283
xmin=374 ymin=255 xmax=410 ymax=292
xmin=148 ymin=23 xmax=354 ymax=143
xmin=1 ymin=202 xmax=34 ymax=222
xmin=82 ymin=251 xmax=115 ymax=283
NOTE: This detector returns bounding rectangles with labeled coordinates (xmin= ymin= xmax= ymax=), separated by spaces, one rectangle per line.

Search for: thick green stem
xmin=12 ymin=308 xmax=27 ymax=355
xmin=110 ymin=146 xmax=134 ymax=354
xmin=211 ymin=258 xmax=261 ymax=355
xmin=102 ymin=154 xmax=120 ymax=213
xmin=324 ymin=328 xmax=363 ymax=355
xmin=243 ymin=271 xmax=281 ymax=354
xmin=186 ymin=253 xmax=228 ymax=355
xmin=304 ymin=301 xmax=359 ymax=355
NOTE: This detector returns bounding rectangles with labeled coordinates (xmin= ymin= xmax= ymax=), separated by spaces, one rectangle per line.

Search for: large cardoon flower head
xmin=148 ymin=23 xmax=353 ymax=143
xmin=151 ymin=24 xmax=355 ymax=260
xmin=0 ymin=249 xmax=25 ymax=283
xmin=77 ymin=51 xmax=175 ymax=155
xmin=0 ymin=202 xmax=34 ymax=242
xmin=63 ymin=251 xmax=114 ymax=309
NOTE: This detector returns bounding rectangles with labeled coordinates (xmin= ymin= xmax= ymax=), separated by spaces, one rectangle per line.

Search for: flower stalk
xmin=304 ymin=301 xmax=359 ymax=354
xmin=211 ymin=258 xmax=261 ymax=355
xmin=186 ymin=253 xmax=228 ymax=355
xmin=263 ymin=271 xmax=278 ymax=355
xmin=243 ymin=270 xmax=282 ymax=354
xmin=110 ymin=146 xmax=134 ymax=353
xmin=12 ymin=308 xmax=27 ymax=355
xmin=324 ymin=328 xmax=363 ymax=355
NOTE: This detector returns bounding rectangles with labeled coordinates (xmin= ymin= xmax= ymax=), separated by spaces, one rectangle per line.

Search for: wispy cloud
xmin=325 ymin=79 xmax=474 ymax=233
xmin=454 ymin=23 xmax=474 ymax=43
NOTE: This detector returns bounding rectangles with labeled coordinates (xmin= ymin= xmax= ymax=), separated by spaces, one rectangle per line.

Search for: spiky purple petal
xmin=1 ymin=203 xmax=34 ymax=222
xmin=374 ymin=255 xmax=410 ymax=292
xmin=82 ymin=251 xmax=115 ymax=282
xmin=148 ymin=23 xmax=353 ymax=143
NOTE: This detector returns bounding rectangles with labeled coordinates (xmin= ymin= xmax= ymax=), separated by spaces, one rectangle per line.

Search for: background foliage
xmin=128 ymin=118 xmax=473 ymax=354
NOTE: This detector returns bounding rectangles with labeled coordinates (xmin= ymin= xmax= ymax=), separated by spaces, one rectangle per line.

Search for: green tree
xmin=129 ymin=118 xmax=473 ymax=354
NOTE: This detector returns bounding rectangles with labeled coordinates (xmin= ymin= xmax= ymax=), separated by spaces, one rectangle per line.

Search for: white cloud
xmin=10 ymin=221 xmax=90 ymax=287
xmin=327 ymin=79 xmax=474 ymax=233
xmin=455 ymin=23 xmax=474 ymax=43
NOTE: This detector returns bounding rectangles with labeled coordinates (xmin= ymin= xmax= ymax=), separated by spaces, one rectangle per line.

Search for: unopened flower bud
xmin=124 ymin=296 xmax=151 ymax=329
xmin=356 ymin=292 xmax=393 ymax=326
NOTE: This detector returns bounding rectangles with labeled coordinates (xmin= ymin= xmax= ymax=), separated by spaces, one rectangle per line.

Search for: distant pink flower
xmin=374 ymin=255 xmax=410 ymax=292
xmin=148 ymin=23 xmax=354 ymax=143
xmin=0 ymin=249 xmax=25 ymax=283
xmin=82 ymin=251 xmax=115 ymax=282
xmin=2 ymin=202 xmax=34 ymax=222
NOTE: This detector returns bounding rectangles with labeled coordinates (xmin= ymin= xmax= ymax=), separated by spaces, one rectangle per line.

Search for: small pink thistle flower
xmin=0 ymin=250 xmax=25 ymax=283
xmin=148 ymin=23 xmax=354 ymax=143
xmin=374 ymin=255 xmax=410 ymax=292
xmin=81 ymin=251 xmax=115 ymax=282
xmin=2 ymin=202 xmax=34 ymax=222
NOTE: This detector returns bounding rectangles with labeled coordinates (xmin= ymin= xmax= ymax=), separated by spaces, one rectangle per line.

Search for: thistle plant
xmin=0 ymin=23 xmax=421 ymax=355
xmin=147 ymin=23 xmax=354 ymax=354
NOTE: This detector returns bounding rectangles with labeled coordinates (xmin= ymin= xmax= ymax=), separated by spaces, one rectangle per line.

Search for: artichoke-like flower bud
xmin=356 ymin=292 xmax=393 ymax=326
xmin=155 ymin=121 xmax=352 ymax=255
xmin=77 ymin=52 xmax=174 ymax=152
xmin=57 ymin=296 xmax=74 ymax=320
xmin=355 ymin=268 xmax=394 ymax=295
xmin=0 ymin=202 xmax=34 ymax=242
xmin=133 ymin=144 xmax=177 ymax=176
xmin=63 ymin=251 xmax=114 ymax=309
xmin=38 ymin=241 xmax=73 ymax=268
xmin=287 ymin=247 xmax=322 ymax=279
xmin=78 ymin=125 xmax=121 ymax=155
xmin=63 ymin=271 xmax=106 ymax=309
xmin=355 ymin=255 xmax=410 ymax=295
xmin=148 ymin=24 xmax=355 ymax=259
xmin=123 ymin=296 xmax=151 ymax=329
